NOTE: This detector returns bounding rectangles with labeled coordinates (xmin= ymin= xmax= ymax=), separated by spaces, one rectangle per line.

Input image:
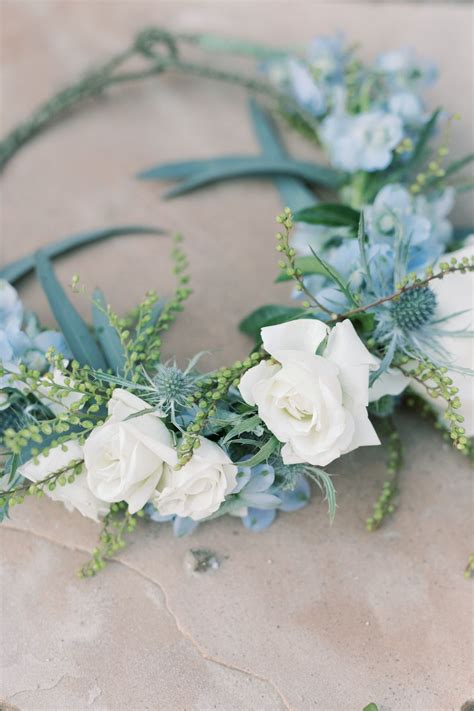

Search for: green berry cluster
xmin=366 ymin=421 xmax=402 ymax=531
xmin=0 ymin=458 xmax=84 ymax=509
xmin=78 ymin=503 xmax=144 ymax=578
xmin=177 ymin=352 xmax=263 ymax=467
xmin=399 ymin=359 xmax=469 ymax=453
xmin=464 ymin=553 xmax=474 ymax=580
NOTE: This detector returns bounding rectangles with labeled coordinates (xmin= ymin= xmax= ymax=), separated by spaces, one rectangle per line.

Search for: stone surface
xmin=1 ymin=2 xmax=473 ymax=710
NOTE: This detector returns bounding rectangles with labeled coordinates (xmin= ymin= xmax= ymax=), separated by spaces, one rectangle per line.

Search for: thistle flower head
xmin=150 ymin=361 xmax=197 ymax=418
xmin=392 ymin=286 xmax=437 ymax=331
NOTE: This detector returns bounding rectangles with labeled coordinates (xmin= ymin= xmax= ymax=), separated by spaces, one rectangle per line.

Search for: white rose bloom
xmin=239 ymin=319 xmax=383 ymax=467
xmin=413 ymin=243 xmax=474 ymax=436
xmin=18 ymin=439 xmax=109 ymax=522
xmin=154 ymin=437 xmax=237 ymax=521
xmin=84 ymin=389 xmax=177 ymax=514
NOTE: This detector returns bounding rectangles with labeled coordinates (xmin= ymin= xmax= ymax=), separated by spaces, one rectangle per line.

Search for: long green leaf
xmin=249 ymin=98 xmax=317 ymax=211
xmin=293 ymin=203 xmax=360 ymax=229
xmin=239 ymin=304 xmax=305 ymax=340
xmin=222 ymin=414 xmax=262 ymax=445
xmin=275 ymin=255 xmax=344 ymax=282
xmin=408 ymin=108 xmax=440 ymax=168
xmin=91 ymin=289 xmax=126 ymax=373
xmin=164 ymin=158 xmax=343 ymax=198
xmin=305 ymin=467 xmax=337 ymax=523
xmin=237 ymin=436 xmax=279 ymax=467
xmin=443 ymin=152 xmax=474 ymax=178
xmin=137 ymin=155 xmax=245 ymax=180
xmin=1 ymin=225 xmax=163 ymax=285
xmin=35 ymin=251 xmax=107 ymax=369
xmin=309 ymin=247 xmax=357 ymax=305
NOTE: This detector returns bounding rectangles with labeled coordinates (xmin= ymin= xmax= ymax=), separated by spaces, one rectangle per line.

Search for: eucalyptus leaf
xmin=249 ymin=98 xmax=317 ymax=211
xmin=137 ymin=155 xmax=246 ymax=180
xmin=92 ymin=289 xmax=126 ymax=373
xmin=293 ymin=203 xmax=360 ymax=229
xmin=239 ymin=304 xmax=305 ymax=340
xmin=164 ymin=158 xmax=343 ymax=198
xmin=1 ymin=225 xmax=163 ymax=285
xmin=35 ymin=251 xmax=107 ymax=370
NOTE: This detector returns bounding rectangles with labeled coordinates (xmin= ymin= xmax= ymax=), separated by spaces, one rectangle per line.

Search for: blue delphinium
xmin=376 ymin=47 xmax=438 ymax=92
xmin=320 ymin=109 xmax=403 ymax=172
xmin=0 ymin=279 xmax=71 ymax=390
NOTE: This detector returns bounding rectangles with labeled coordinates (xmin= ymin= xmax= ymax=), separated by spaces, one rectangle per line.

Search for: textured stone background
xmin=1 ymin=2 xmax=473 ymax=710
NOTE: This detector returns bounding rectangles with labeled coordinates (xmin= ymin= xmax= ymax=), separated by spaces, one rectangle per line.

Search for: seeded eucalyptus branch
xmin=0 ymin=27 xmax=318 ymax=173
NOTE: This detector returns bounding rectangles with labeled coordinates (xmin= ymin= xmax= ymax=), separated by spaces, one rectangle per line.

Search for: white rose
xmin=413 ymin=243 xmax=474 ymax=436
xmin=239 ymin=319 xmax=381 ymax=467
xmin=153 ymin=437 xmax=237 ymax=521
xmin=84 ymin=389 xmax=177 ymax=514
xmin=18 ymin=439 xmax=109 ymax=522
xmin=369 ymin=366 xmax=409 ymax=402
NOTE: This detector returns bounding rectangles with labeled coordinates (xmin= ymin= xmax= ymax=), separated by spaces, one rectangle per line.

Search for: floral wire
xmin=0 ymin=27 xmax=319 ymax=173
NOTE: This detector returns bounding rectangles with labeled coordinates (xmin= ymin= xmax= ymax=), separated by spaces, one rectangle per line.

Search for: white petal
xmin=238 ymin=361 xmax=279 ymax=405
xmin=261 ymin=319 xmax=328 ymax=359
xmin=325 ymin=320 xmax=379 ymax=368
xmin=369 ymin=368 xmax=409 ymax=402
xmin=342 ymin=406 xmax=380 ymax=454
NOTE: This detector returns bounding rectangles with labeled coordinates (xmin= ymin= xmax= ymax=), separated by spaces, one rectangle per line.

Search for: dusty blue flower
xmin=377 ymin=47 xmax=438 ymax=91
xmin=287 ymin=59 xmax=327 ymax=117
xmin=144 ymin=504 xmax=199 ymax=537
xmin=0 ymin=279 xmax=71 ymax=388
xmin=307 ymin=33 xmax=349 ymax=83
xmin=388 ymin=91 xmax=426 ymax=127
xmin=414 ymin=187 xmax=455 ymax=250
xmin=320 ymin=110 xmax=403 ymax=172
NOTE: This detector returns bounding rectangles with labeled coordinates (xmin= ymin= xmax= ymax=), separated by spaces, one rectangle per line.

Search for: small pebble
xmin=184 ymin=548 xmax=220 ymax=574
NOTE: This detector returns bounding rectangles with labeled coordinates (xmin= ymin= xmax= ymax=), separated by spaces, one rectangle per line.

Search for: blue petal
xmin=33 ymin=331 xmax=72 ymax=358
xmin=144 ymin=503 xmax=174 ymax=523
xmin=242 ymin=508 xmax=277 ymax=532
xmin=173 ymin=516 xmax=199 ymax=537
xmin=243 ymin=463 xmax=275 ymax=493
xmin=277 ymin=475 xmax=311 ymax=512
xmin=232 ymin=466 xmax=252 ymax=494
xmin=240 ymin=492 xmax=281 ymax=509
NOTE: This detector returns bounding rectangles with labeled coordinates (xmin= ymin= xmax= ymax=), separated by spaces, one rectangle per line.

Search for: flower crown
xmin=1 ymin=30 xmax=473 ymax=579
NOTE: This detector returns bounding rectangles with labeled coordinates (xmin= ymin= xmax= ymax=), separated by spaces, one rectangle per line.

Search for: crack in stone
xmin=5 ymin=674 xmax=68 ymax=703
xmin=3 ymin=525 xmax=293 ymax=711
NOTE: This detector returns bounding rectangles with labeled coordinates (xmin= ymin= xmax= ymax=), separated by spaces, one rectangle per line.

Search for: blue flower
xmin=0 ymin=279 xmax=71 ymax=389
xmin=414 ymin=187 xmax=455 ymax=251
xmin=307 ymin=33 xmax=349 ymax=84
xmin=287 ymin=59 xmax=327 ymax=117
xmin=320 ymin=110 xmax=403 ymax=172
xmin=388 ymin=91 xmax=427 ymax=127
xmin=144 ymin=503 xmax=199 ymax=537
xmin=376 ymin=47 xmax=438 ymax=92
xmin=233 ymin=463 xmax=311 ymax=532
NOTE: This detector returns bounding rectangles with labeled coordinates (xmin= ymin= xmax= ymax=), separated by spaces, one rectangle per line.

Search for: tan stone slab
xmin=1 ymin=2 xmax=474 ymax=711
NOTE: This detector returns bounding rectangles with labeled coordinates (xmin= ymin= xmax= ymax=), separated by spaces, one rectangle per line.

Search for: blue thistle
xmin=392 ymin=287 xmax=437 ymax=331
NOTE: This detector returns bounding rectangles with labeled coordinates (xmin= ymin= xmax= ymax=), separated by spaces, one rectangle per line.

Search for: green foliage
xmin=236 ymin=436 xmax=279 ymax=467
xmin=239 ymin=304 xmax=305 ymax=341
xmin=366 ymin=419 xmax=402 ymax=531
xmin=0 ymin=225 xmax=163 ymax=285
xmin=304 ymin=467 xmax=337 ymax=523
xmin=362 ymin=704 xmax=379 ymax=711
xmin=275 ymin=255 xmax=344 ymax=283
xmin=293 ymin=202 xmax=360 ymax=230
xmin=35 ymin=251 xmax=107 ymax=369
xmin=92 ymin=289 xmax=127 ymax=373
xmin=79 ymin=503 xmax=142 ymax=577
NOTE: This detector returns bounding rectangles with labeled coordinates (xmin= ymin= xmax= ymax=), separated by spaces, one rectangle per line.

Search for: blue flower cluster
xmin=0 ymin=279 xmax=71 ymax=392
xmin=146 ymin=462 xmax=311 ymax=536
xmin=294 ymin=182 xmax=454 ymax=314
xmin=267 ymin=36 xmax=437 ymax=172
